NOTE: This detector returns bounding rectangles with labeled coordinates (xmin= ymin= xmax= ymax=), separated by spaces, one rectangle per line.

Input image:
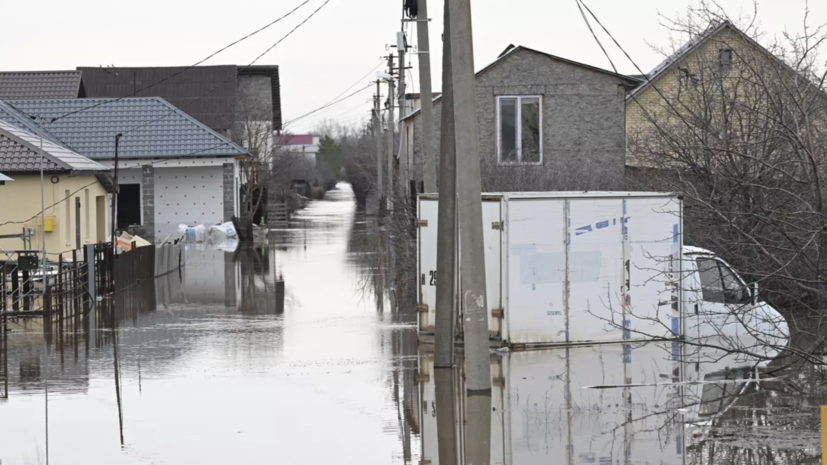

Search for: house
xmin=0 ymin=71 xmax=85 ymax=99
xmin=77 ymin=65 xmax=282 ymax=139
xmin=0 ymin=119 xmax=109 ymax=256
xmin=401 ymin=45 xmax=639 ymax=191
xmin=274 ymin=134 xmax=320 ymax=165
xmin=624 ymin=21 xmax=799 ymax=167
xmin=0 ymin=97 xmax=248 ymax=243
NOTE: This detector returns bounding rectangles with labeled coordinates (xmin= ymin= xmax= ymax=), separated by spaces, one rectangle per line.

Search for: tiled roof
xmin=0 ymin=97 xmax=248 ymax=160
xmin=0 ymin=120 xmax=107 ymax=173
xmin=0 ymin=71 xmax=83 ymax=99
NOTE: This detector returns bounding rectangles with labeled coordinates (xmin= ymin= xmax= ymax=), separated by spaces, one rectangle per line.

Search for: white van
xmin=416 ymin=192 xmax=788 ymax=353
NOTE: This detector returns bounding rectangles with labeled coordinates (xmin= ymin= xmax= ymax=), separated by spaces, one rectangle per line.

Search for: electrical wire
xmin=122 ymin=0 xmax=333 ymax=136
xmin=282 ymin=83 xmax=374 ymax=129
xmin=48 ymin=0 xmax=313 ymax=124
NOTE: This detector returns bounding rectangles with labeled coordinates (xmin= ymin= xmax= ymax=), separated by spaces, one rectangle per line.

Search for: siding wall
xmin=0 ymin=175 xmax=108 ymax=255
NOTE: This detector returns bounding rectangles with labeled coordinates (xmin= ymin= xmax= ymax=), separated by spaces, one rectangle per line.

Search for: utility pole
xmin=386 ymin=54 xmax=395 ymax=210
xmin=413 ymin=0 xmax=436 ymax=192
xmin=449 ymin=0 xmax=491 ymax=391
xmin=111 ymin=133 xmax=122 ymax=254
xmin=434 ymin=0 xmax=457 ymax=369
xmin=396 ymin=32 xmax=407 ymax=182
xmin=373 ymin=80 xmax=384 ymax=208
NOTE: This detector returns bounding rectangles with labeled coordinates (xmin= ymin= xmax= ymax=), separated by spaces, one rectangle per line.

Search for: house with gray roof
xmin=0 ymin=97 xmax=249 ymax=242
xmin=0 ymin=71 xmax=85 ymax=99
xmin=0 ymin=119 xmax=110 ymax=255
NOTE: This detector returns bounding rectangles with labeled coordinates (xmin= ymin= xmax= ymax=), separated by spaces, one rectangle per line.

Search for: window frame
xmin=496 ymin=95 xmax=543 ymax=165
xmin=696 ymin=257 xmax=751 ymax=305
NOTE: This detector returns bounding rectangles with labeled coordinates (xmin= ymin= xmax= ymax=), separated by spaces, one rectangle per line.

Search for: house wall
xmin=625 ymin=27 xmax=762 ymax=166
xmin=0 ymin=174 xmax=108 ymax=256
xmin=406 ymin=48 xmax=629 ymax=190
xmin=111 ymin=160 xmax=238 ymax=241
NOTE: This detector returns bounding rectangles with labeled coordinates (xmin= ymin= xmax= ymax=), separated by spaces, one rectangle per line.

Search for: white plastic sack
xmin=208 ymin=221 xmax=237 ymax=240
xmin=180 ymin=224 xmax=207 ymax=242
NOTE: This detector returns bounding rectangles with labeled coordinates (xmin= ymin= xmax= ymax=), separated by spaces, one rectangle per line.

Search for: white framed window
xmin=497 ymin=95 xmax=542 ymax=164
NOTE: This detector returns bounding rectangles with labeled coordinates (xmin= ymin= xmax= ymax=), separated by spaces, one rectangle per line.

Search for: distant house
xmin=0 ymin=97 xmax=248 ymax=243
xmin=0 ymin=71 xmax=85 ymax=99
xmin=77 ymin=65 xmax=282 ymax=139
xmin=401 ymin=45 xmax=639 ymax=191
xmin=274 ymin=134 xmax=320 ymax=165
xmin=0 ymin=119 xmax=109 ymax=256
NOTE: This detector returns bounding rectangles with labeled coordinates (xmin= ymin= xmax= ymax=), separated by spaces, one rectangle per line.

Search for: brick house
xmin=400 ymin=45 xmax=640 ymax=191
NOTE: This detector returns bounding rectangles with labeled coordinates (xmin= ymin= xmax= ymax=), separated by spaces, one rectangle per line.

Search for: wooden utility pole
xmin=413 ymin=0 xmax=436 ymax=192
xmin=434 ymin=0 xmax=457 ymax=369
xmin=448 ymin=0 xmax=491 ymax=391
xmin=373 ymin=80 xmax=383 ymax=205
xmin=396 ymin=32 xmax=407 ymax=182
xmin=386 ymin=54 xmax=395 ymax=210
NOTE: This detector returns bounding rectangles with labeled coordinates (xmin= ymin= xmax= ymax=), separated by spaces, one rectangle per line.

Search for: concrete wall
xmin=405 ymin=48 xmax=629 ymax=191
xmin=0 ymin=174 xmax=109 ymax=256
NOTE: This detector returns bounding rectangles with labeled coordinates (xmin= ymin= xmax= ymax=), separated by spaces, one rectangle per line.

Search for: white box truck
xmin=416 ymin=192 xmax=788 ymax=353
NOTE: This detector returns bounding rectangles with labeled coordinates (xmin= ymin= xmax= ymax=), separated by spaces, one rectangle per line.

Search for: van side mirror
xmin=751 ymin=282 xmax=759 ymax=305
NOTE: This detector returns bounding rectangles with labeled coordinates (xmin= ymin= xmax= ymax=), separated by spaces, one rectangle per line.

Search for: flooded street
xmin=0 ymin=183 xmax=823 ymax=464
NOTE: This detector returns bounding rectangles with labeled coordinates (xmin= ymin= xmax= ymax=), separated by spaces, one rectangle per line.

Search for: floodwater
xmin=0 ymin=183 xmax=823 ymax=464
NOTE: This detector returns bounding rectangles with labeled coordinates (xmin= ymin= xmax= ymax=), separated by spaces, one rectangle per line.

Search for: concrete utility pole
xmin=414 ymin=0 xmax=437 ymax=193
xmin=434 ymin=0 xmax=457 ymax=369
xmin=386 ymin=54 xmax=395 ymax=210
xmin=396 ymin=32 xmax=407 ymax=182
xmin=448 ymin=0 xmax=491 ymax=391
xmin=373 ymin=80 xmax=383 ymax=205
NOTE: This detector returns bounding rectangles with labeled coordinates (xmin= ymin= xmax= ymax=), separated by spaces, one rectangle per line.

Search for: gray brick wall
xmin=407 ymin=48 xmax=628 ymax=191
xmin=141 ymin=165 xmax=155 ymax=243
xmin=223 ymin=162 xmax=235 ymax=221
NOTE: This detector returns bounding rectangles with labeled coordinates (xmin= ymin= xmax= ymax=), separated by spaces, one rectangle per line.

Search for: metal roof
xmin=0 ymin=71 xmax=84 ymax=99
xmin=78 ymin=66 xmax=238 ymax=133
xmin=0 ymin=97 xmax=248 ymax=160
xmin=0 ymin=119 xmax=107 ymax=173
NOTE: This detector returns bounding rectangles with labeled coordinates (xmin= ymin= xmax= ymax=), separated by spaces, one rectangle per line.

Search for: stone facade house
xmin=400 ymin=45 xmax=639 ymax=191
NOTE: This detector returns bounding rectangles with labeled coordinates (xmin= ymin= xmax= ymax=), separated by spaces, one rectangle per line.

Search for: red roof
xmin=275 ymin=134 xmax=316 ymax=145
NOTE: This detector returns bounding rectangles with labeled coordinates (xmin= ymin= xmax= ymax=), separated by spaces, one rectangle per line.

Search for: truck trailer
xmin=416 ymin=192 xmax=788 ymax=355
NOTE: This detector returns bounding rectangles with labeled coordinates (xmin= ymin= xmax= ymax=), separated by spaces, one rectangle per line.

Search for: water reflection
xmin=0 ymin=183 xmax=822 ymax=464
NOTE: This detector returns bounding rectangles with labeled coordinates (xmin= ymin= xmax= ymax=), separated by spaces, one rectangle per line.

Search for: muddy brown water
xmin=0 ymin=183 xmax=821 ymax=464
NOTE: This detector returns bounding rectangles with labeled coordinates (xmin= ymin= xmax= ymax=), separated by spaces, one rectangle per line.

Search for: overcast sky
xmin=2 ymin=0 xmax=826 ymax=133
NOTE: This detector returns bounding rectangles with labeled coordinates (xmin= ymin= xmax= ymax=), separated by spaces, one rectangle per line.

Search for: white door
xmin=482 ymin=200 xmax=503 ymax=338
xmin=418 ymin=199 xmax=439 ymax=332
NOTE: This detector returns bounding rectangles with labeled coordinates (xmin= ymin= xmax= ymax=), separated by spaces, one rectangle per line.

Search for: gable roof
xmin=0 ymin=172 xmax=12 ymax=182
xmin=403 ymin=45 xmax=640 ymax=121
xmin=627 ymin=21 xmax=768 ymax=101
xmin=0 ymin=119 xmax=107 ymax=173
xmin=0 ymin=71 xmax=84 ymax=99
xmin=77 ymin=65 xmax=238 ymax=133
xmin=0 ymin=97 xmax=248 ymax=160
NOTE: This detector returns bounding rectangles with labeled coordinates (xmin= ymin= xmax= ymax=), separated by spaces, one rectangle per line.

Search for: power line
xmin=282 ymin=83 xmax=374 ymax=128
xmin=122 ymin=0 xmax=333 ymax=136
xmin=281 ymin=60 xmax=383 ymax=130
xmin=50 ymin=0 xmax=313 ymax=124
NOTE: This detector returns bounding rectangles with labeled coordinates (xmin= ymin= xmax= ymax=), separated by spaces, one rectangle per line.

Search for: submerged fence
xmin=0 ymin=241 xmax=183 ymax=398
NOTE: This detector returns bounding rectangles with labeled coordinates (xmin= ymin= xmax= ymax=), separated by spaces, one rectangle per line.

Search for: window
xmin=64 ymin=189 xmax=71 ymax=245
xmin=719 ymin=49 xmax=733 ymax=68
xmin=84 ymin=189 xmax=90 ymax=243
xmin=498 ymin=96 xmax=542 ymax=163
xmin=696 ymin=258 xmax=750 ymax=304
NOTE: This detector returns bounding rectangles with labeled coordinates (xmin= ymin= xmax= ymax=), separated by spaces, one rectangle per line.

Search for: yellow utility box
xmin=43 ymin=217 xmax=54 ymax=232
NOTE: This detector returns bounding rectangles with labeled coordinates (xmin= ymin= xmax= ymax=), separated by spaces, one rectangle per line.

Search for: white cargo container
xmin=416 ymin=192 xmax=788 ymax=350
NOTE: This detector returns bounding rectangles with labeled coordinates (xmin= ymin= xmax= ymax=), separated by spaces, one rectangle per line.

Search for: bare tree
xmin=626 ymin=2 xmax=827 ymax=353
